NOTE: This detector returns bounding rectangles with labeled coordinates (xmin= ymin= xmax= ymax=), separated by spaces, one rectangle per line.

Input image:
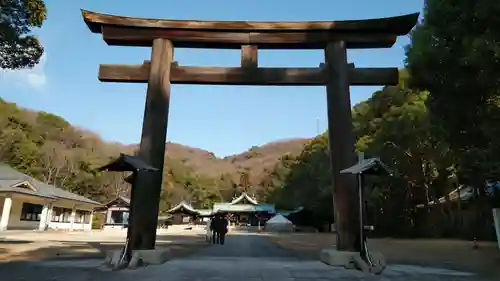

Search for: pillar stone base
xmin=104 ymin=248 xmax=171 ymax=270
xmin=320 ymin=249 xmax=357 ymax=267
xmin=320 ymin=248 xmax=387 ymax=274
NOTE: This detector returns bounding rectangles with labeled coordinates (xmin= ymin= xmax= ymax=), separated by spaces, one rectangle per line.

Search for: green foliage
xmin=263 ymin=134 xmax=333 ymax=224
xmin=406 ymin=0 xmax=500 ymax=185
xmin=92 ymin=212 xmax=105 ymax=229
xmin=264 ymin=80 xmax=496 ymax=238
xmin=353 ymin=86 xmax=458 ymax=237
xmin=160 ymin=157 xmax=231 ymax=210
xmin=0 ymin=99 xmax=124 ymax=202
xmin=0 ymin=98 xmax=235 ymax=211
xmin=0 ymin=0 xmax=47 ymax=69
xmin=261 ymin=1 xmax=500 ymax=238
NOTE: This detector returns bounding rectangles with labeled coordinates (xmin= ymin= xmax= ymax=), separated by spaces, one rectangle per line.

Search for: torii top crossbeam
xmin=82 ymin=10 xmax=419 ymax=49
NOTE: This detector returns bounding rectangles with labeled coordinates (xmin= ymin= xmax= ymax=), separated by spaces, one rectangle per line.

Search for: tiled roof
xmin=95 ymin=195 xmax=130 ymax=210
xmin=213 ymin=203 xmax=275 ymax=213
xmin=0 ymin=163 xmax=101 ymax=205
xmin=340 ymin=158 xmax=393 ymax=175
xmin=117 ymin=195 xmax=131 ymax=205
xmin=417 ymin=183 xmax=500 ymax=208
xmin=166 ymin=201 xmax=199 ymax=215
xmin=230 ymin=192 xmax=259 ymax=205
xmin=106 ymin=195 xmax=131 ymax=206
xmin=197 ymin=209 xmax=213 ymax=216
xmin=98 ymin=154 xmax=158 ymax=172
xmin=277 ymin=206 xmax=305 ymax=216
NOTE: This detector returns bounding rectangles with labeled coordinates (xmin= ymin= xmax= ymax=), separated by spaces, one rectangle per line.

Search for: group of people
xmin=206 ymin=214 xmax=229 ymax=245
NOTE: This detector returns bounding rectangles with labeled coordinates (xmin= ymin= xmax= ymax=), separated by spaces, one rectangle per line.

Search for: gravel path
xmin=0 ymin=230 xmax=490 ymax=281
xmin=194 ymin=230 xmax=293 ymax=258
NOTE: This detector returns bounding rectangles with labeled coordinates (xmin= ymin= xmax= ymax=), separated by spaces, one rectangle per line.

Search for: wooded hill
xmin=126 ymin=138 xmax=308 ymax=185
xmin=0 ymin=97 xmax=308 ymax=211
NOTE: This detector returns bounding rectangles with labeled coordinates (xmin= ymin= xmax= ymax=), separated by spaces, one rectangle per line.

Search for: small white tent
xmin=265 ymin=214 xmax=295 ymax=232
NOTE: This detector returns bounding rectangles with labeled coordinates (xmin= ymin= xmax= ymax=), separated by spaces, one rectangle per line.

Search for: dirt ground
xmin=266 ymin=232 xmax=500 ymax=277
xmin=2 ymin=229 xmax=499 ymax=278
xmin=0 ymin=229 xmax=210 ymax=262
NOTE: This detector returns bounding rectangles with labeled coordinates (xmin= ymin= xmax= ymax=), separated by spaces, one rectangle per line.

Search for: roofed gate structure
xmin=81 ymin=10 xmax=418 ymax=253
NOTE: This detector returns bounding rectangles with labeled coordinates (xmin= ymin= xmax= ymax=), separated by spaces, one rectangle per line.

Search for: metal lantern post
xmin=340 ymin=153 xmax=393 ymax=265
xmin=357 ymin=153 xmax=366 ymax=261
xmin=97 ymin=153 xmax=158 ymax=269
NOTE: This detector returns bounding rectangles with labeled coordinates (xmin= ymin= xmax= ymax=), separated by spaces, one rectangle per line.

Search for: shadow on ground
xmin=2 ymin=230 xmax=499 ymax=280
xmin=0 ymin=233 xmax=210 ymax=263
xmin=264 ymin=232 xmax=500 ymax=278
xmin=0 ymin=240 xmax=33 ymax=245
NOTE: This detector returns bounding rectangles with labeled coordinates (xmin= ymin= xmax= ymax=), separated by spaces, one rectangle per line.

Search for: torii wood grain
xmin=98 ymin=63 xmax=399 ymax=86
xmin=101 ymin=26 xmax=398 ymax=49
xmin=82 ymin=9 xmax=418 ymax=34
xmin=82 ymin=10 xmax=419 ymax=49
xmin=128 ymin=39 xmax=173 ymax=250
xmin=241 ymin=45 xmax=258 ymax=68
xmin=324 ymin=40 xmax=360 ymax=251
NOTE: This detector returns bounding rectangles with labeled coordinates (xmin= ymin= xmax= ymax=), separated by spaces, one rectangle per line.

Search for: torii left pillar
xmin=129 ymin=39 xmax=173 ymax=250
xmin=324 ymin=41 xmax=360 ymax=252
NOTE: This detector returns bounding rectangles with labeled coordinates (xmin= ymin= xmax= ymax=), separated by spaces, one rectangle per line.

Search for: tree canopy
xmin=0 ymin=0 xmax=47 ymax=70
xmin=0 ymin=97 xmax=236 ymax=214
xmin=406 ymin=0 xmax=500 ymax=186
xmin=263 ymin=76 xmax=498 ymax=238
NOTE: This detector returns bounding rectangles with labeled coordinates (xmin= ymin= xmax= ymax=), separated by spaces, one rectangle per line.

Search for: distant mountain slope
xmin=128 ymin=138 xmax=310 ymax=185
xmin=0 ymin=96 xmax=310 ymax=207
xmin=221 ymin=138 xmax=310 ymax=182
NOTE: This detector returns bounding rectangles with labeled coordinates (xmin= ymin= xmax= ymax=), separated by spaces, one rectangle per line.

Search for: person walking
xmin=205 ymin=217 xmax=213 ymax=243
xmin=211 ymin=215 xmax=221 ymax=244
xmin=219 ymin=215 xmax=229 ymax=245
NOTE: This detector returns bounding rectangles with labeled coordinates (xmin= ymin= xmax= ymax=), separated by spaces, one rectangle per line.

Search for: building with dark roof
xmin=93 ymin=191 xmax=305 ymax=229
xmin=0 ymin=163 xmax=101 ymax=231
xmin=166 ymin=192 xmax=304 ymax=226
xmin=94 ymin=195 xmax=170 ymax=230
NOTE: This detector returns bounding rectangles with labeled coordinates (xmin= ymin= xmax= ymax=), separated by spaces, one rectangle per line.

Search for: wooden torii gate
xmin=82 ymin=10 xmax=418 ymax=253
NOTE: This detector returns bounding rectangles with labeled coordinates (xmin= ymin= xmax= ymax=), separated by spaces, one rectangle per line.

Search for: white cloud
xmin=1 ymin=54 xmax=48 ymax=90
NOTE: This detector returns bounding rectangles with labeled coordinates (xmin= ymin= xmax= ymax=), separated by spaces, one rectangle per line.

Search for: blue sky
xmin=0 ymin=0 xmax=424 ymax=157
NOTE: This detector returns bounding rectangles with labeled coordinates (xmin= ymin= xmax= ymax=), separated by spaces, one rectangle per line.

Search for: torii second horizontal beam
xmin=98 ymin=63 xmax=399 ymax=86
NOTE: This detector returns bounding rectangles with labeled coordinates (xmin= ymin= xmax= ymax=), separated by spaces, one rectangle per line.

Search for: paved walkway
xmin=194 ymin=230 xmax=292 ymax=258
xmin=0 ymin=230 xmax=489 ymax=281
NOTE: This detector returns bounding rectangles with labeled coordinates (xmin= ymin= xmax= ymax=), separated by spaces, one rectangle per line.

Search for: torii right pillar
xmin=324 ymin=40 xmax=360 ymax=252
